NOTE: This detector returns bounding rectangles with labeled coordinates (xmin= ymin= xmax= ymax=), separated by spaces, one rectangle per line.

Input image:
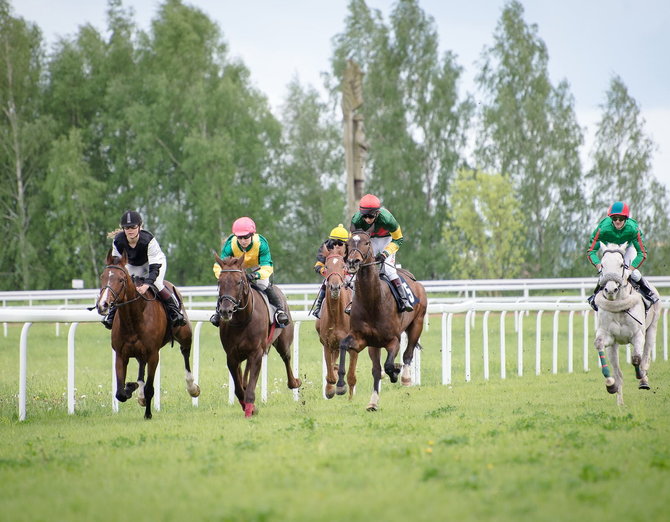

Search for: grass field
xmin=1 ymin=317 xmax=669 ymax=521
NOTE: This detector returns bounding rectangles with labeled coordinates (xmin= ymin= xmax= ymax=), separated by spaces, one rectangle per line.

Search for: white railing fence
xmin=3 ymin=301 xmax=669 ymax=421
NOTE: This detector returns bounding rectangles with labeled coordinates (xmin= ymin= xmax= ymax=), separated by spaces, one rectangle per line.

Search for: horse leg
xmin=178 ymin=338 xmax=200 ymax=398
xmin=137 ymin=361 xmax=146 ymax=407
xmin=607 ymin=344 xmax=624 ymax=406
xmin=142 ymin=352 xmax=159 ymax=420
xmin=114 ymin=353 xmax=136 ymax=403
xmin=336 ymin=335 xmax=353 ymax=395
xmin=242 ymin=352 xmax=263 ymax=418
xmin=273 ymin=334 xmax=302 ymax=390
xmin=595 ymin=333 xmax=618 ymax=394
xmin=401 ymin=319 xmax=424 ymax=386
xmin=383 ymin=337 xmax=401 ymax=383
xmin=367 ymin=346 xmax=382 ymax=411
xmin=346 ymin=349 xmax=358 ymax=400
xmin=324 ymin=345 xmax=337 ymax=399
xmin=226 ymin=358 xmax=246 ymax=411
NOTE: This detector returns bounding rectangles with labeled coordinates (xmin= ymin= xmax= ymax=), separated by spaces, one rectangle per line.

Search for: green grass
xmin=1 ymin=318 xmax=669 ymax=521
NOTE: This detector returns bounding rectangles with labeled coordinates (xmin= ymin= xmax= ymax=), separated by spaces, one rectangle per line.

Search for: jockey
xmin=310 ymin=224 xmax=351 ymax=318
xmin=210 ymin=217 xmax=289 ymax=327
xmin=102 ymin=210 xmax=186 ymax=329
xmin=586 ymin=201 xmax=658 ymax=310
xmin=349 ymin=193 xmax=413 ymax=312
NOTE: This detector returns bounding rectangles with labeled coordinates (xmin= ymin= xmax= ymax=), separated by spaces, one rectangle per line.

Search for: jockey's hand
xmin=319 ymin=266 xmax=327 ymax=277
xmin=375 ymin=251 xmax=388 ymax=263
xmin=137 ymin=284 xmax=150 ymax=295
xmin=246 ymin=272 xmax=260 ymax=282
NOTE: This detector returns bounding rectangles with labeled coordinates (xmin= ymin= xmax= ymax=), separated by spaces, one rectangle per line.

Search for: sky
xmin=11 ymin=0 xmax=670 ymax=191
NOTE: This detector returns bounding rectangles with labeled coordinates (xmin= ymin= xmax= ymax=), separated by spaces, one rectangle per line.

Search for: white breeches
xmin=371 ymin=236 xmax=399 ymax=280
xmin=127 ymin=263 xmax=166 ymax=291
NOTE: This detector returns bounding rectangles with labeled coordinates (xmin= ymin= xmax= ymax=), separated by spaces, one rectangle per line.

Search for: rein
xmin=99 ymin=264 xmax=148 ymax=308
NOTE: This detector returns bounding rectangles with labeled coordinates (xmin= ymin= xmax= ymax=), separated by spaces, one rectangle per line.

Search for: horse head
xmin=599 ymin=242 xmax=630 ymax=301
xmin=324 ymin=244 xmax=348 ymax=299
xmin=96 ymin=249 xmax=131 ymax=315
xmin=214 ymin=254 xmax=250 ymax=322
xmin=345 ymin=230 xmax=373 ymax=275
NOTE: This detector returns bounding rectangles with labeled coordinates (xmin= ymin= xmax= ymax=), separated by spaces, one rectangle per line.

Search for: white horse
xmin=594 ymin=243 xmax=660 ymax=405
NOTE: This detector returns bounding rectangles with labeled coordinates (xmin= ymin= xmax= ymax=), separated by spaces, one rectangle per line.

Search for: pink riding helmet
xmin=232 ymin=216 xmax=256 ymax=236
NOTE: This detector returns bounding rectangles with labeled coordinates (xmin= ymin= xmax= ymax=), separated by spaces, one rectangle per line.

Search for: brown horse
xmin=95 ymin=250 xmax=200 ymax=419
xmin=338 ymin=230 xmax=427 ymax=411
xmin=315 ymin=244 xmax=358 ymax=399
xmin=214 ymin=254 xmax=302 ymax=417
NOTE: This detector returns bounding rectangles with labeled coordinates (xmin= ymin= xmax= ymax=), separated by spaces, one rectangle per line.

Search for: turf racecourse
xmin=1 ymin=320 xmax=669 ymax=522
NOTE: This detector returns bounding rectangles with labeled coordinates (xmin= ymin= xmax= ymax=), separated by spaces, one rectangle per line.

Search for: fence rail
xmin=3 ymin=301 xmax=669 ymax=421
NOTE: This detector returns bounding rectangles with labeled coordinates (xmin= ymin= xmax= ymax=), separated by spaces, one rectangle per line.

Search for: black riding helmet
xmin=120 ymin=210 xmax=142 ymax=227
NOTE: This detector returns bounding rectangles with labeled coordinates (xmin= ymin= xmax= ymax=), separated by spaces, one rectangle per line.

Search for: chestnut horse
xmin=315 ymin=244 xmax=358 ymax=399
xmin=214 ymin=254 xmax=302 ymax=417
xmin=338 ymin=230 xmax=427 ymax=411
xmin=95 ymin=250 xmax=200 ymax=419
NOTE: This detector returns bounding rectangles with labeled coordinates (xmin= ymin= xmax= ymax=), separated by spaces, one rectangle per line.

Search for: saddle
xmin=251 ymin=284 xmax=288 ymax=329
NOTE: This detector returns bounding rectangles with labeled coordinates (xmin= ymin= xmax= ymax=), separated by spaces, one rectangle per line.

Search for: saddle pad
xmin=381 ymin=274 xmax=418 ymax=311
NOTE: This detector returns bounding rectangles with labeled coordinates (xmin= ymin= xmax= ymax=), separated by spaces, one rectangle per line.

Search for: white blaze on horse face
xmin=333 ymin=258 xmax=340 ymax=265
xmin=352 ymin=234 xmax=361 ymax=241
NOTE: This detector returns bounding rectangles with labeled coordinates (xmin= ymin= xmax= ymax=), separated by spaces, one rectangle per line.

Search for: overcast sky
xmin=11 ymin=0 xmax=670 ymax=193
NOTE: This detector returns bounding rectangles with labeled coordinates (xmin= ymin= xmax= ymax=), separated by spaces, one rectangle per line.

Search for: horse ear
xmin=120 ymin=251 xmax=128 ymax=266
xmin=213 ymin=249 xmax=224 ymax=266
xmin=105 ymin=248 xmax=114 ymax=265
xmin=237 ymin=254 xmax=245 ymax=265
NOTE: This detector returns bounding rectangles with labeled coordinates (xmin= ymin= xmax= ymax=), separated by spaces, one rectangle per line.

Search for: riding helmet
xmin=232 ymin=216 xmax=256 ymax=236
xmin=329 ymin=224 xmax=349 ymax=241
xmin=120 ymin=210 xmax=142 ymax=227
xmin=359 ymin=194 xmax=381 ymax=215
xmin=607 ymin=201 xmax=630 ymax=218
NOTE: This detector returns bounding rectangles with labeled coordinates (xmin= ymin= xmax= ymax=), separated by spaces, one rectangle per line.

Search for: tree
xmin=0 ymin=1 xmax=54 ymax=289
xmin=475 ymin=0 xmax=584 ymax=277
xmin=446 ymin=169 xmax=526 ymax=279
xmin=586 ymin=75 xmax=670 ymax=275
xmin=330 ymin=0 xmax=472 ymax=278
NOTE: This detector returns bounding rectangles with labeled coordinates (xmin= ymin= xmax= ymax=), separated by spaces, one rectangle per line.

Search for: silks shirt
xmin=214 ymin=233 xmax=274 ymax=280
xmin=350 ymin=208 xmax=404 ymax=255
xmin=587 ymin=217 xmax=647 ymax=268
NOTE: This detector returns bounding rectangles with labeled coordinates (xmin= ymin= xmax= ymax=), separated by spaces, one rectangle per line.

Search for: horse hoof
xmin=335 ymin=385 xmax=347 ymax=396
xmin=606 ymin=384 xmax=618 ymax=394
xmin=144 ymin=412 xmax=152 ymax=420
xmin=325 ymin=387 xmax=335 ymax=399
xmin=189 ymin=384 xmax=201 ymax=398
xmin=244 ymin=403 xmax=255 ymax=417
xmin=115 ymin=392 xmax=128 ymax=403
xmin=401 ymin=377 xmax=412 ymax=387
xmin=289 ymin=378 xmax=302 ymax=390
xmin=366 ymin=403 xmax=378 ymax=412
xmin=138 ymin=397 xmax=146 ymax=407
xmin=639 ymin=381 xmax=650 ymax=390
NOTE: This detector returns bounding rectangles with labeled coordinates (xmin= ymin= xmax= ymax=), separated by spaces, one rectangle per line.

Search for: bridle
xmin=216 ymin=268 xmax=252 ymax=315
xmin=325 ymin=253 xmax=349 ymax=289
xmin=599 ymin=249 xmax=627 ymax=288
xmin=346 ymin=232 xmax=380 ymax=272
xmin=98 ymin=264 xmax=144 ymax=308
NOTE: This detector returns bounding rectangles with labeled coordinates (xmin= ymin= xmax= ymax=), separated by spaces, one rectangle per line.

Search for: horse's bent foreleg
xmin=136 ymin=361 xmax=146 ymax=406
xmin=242 ymin=352 xmax=263 ymax=418
xmin=114 ymin=353 xmax=134 ymax=403
xmin=179 ymin=343 xmax=200 ymax=398
xmin=383 ymin=338 xmax=401 ymax=383
xmin=226 ymin=358 xmax=246 ymax=411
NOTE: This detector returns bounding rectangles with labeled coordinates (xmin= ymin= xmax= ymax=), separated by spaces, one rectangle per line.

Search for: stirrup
xmin=102 ymin=317 xmax=113 ymax=330
xmin=209 ymin=313 xmax=220 ymax=327
xmin=275 ymin=309 xmax=289 ymax=327
xmin=344 ymin=302 xmax=352 ymax=315
xmin=587 ymin=294 xmax=598 ymax=312
xmin=401 ymin=300 xmax=414 ymax=312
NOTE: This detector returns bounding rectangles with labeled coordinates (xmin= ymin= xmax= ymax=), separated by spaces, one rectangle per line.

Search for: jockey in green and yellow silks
xmin=348 ymin=194 xmax=413 ymax=313
xmin=210 ymin=217 xmax=289 ymax=327
xmin=586 ymin=201 xmax=658 ymax=310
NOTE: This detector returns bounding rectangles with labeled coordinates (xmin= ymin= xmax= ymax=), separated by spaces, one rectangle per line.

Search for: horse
xmin=314 ymin=243 xmax=358 ymax=399
xmin=337 ymin=230 xmax=428 ymax=411
xmin=95 ymin=249 xmax=200 ymax=419
xmin=213 ymin=254 xmax=302 ymax=417
xmin=594 ymin=242 xmax=660 ymax=406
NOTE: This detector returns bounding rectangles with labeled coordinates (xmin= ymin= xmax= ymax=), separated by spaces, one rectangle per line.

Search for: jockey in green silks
xmin=586 ymin=201 xmax=658 ymax=310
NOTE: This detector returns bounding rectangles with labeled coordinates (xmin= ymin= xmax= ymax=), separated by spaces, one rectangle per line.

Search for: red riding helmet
xmin=607 ymin=201 xmax=630 ymax=218
xmin=232 ymin=217 xmax=256 ymax=236
xmin=359 ymin=194 xmax=381 ymax=215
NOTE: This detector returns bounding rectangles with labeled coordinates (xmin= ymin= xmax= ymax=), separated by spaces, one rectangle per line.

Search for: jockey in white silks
xmin=586 ymin=201 xmax=658 ymax=311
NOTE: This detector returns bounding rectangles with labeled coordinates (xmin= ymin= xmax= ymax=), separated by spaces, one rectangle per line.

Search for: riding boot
xmin=102 ymin=306 xmax=117 ymax=330
xmin=311 ymin=283 xmax=326 ymax=318
xmin=587 ymin=282 xmax=601 ymax=312
xmin=344 ymin=287 xmax=355 ymax=315
xmin=264 ymin=285 xmax=290 ymax=327
xmin=158 ymin=287 xmax=186 ymax=328
xmin=633 ymin=276 xmax=659 ymax=304
xmin=392 ymin=278 xmax=414 ymax=312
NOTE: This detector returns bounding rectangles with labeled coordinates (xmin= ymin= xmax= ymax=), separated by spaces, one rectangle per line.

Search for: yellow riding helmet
xmin=329 ymin=224 xmax=349 ymax=241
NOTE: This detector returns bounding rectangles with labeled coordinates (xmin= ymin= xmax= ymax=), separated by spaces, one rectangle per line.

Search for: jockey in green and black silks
xmin=586 ymin=201 xmax=658 ymax=310
xmin=348 ymin=193 xmax=414 ymax=313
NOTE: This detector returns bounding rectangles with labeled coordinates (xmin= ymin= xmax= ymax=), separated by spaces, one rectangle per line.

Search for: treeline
xmin=1 ymin=0 xmax=668 ymax=290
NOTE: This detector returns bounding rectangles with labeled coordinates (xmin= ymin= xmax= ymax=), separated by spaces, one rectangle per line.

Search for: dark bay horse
xmin=338 ymin=230 xmax=427 ymax=411
xmin=214 ymin=254 xmax=301 ymax=417
xmin=315 ymin=244 xmax=358 ymax=399
xmin=95 ymin=250 xmax=200 ymax=419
